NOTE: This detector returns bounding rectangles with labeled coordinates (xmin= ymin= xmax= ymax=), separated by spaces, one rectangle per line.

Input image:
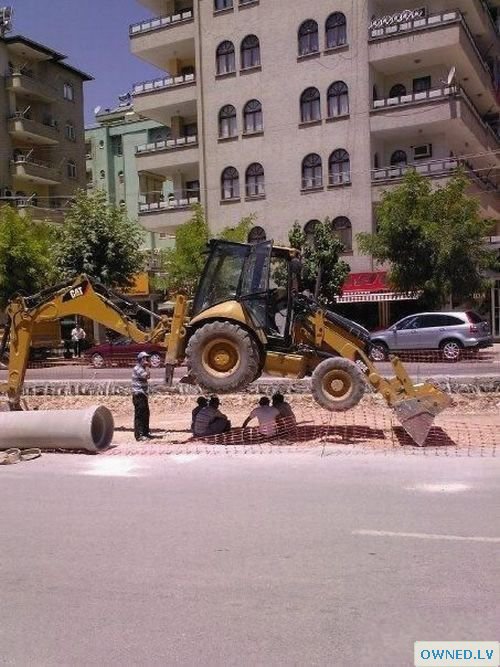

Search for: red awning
xmin=342 ymin=272 xmax=389 ymax=293
xmin=337 ymin=272 xmax=419 ymax=303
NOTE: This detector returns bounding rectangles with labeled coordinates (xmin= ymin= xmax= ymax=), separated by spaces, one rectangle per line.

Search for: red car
xmin=85 ymin=337 xmax=165 ymax=368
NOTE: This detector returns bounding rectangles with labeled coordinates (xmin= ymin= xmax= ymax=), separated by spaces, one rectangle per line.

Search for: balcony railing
xmin=136 ymin=135 xmax=198 ymax=154
xmin=6 ymin=70 xmax=57 ymax=101
xmin=139 ymin=195 xmax=200 ymax=213
xmin=372 ymin=157 xmax=499 ymax=192
xmin=328 ymin=172 xmax=351 ymax=187
xmin=369 ymin=10 xmax=493 ymax=80
xmin=132 ymin=72 xmax=196 ymax=95
xmin=130 ymin=8 xmax=193 ymax=35
xmin=301 ymin=176 xmax=323 ymax=190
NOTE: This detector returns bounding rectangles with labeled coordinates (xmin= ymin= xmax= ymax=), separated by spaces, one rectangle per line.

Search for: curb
xmin=20 ymin=375 xmax=500 ymax=397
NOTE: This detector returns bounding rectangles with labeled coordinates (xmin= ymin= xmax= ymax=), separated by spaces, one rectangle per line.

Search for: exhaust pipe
xmin=0 ymin=406 xmax=114 ymax=453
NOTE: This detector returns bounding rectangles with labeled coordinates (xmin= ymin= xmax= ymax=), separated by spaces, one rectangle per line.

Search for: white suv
xmin=370 ymin=311 xmax=493 ymax=361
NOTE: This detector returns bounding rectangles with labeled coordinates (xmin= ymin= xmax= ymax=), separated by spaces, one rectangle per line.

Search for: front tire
xmin=186 ymin=321 xmax=259 ymax=392
xmin=311 ymin=357 xmax=366 ymax=411
xmin=440 ymin=339 xmax=463 ymax=362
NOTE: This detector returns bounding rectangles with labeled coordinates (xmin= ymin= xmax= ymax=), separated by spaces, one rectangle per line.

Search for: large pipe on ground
xmin=0 ymin=406 xmax=114 ymax=453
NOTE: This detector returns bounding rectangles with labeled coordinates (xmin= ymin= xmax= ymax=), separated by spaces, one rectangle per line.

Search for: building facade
xmin=129 ymin=0 xmax=500 ymax=330
xmin=0 ymin=34 xmax=92 ymax=222
xmin=85 ymin=102 xmax=172 ymax=251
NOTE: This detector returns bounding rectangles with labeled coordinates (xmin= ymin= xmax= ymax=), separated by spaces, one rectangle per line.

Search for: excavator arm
xmin=294 ymin=295 xmax=451 ymax=445
xmin=0 ymin=275 xmax=188 ymax=409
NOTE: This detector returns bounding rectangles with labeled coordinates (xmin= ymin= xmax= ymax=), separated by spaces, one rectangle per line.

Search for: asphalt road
xmin=1 ymin=357 xmax=499 ymax=383
xmin=1 ymin=452 xmax=499 ymax=666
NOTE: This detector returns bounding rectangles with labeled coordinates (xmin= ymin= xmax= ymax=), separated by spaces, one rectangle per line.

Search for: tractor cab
xmin=191 ymin=239 xmax=298 ymax=349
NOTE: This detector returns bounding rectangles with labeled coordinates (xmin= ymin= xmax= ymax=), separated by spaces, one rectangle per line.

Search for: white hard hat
xmin=137 ymin=351 xmax=151 ymax=361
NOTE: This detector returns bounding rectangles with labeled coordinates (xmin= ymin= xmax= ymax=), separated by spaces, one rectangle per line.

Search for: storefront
xmin=335 ymin=272 xmax=419 ymax=330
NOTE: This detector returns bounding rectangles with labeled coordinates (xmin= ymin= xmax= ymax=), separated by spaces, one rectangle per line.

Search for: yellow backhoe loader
xmin=0 ymin=239 xmax=450 ymax=444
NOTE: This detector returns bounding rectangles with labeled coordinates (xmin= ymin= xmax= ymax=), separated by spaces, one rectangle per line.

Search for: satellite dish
xmin=446 ymin=66 xmax=456 ymax=86
xmin=94 ymin=106 xmax=102 ymax=115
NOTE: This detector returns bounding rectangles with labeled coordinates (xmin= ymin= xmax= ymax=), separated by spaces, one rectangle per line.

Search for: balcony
xmin=138 ymin=196 xmax=200 ymax=234
xmin=130 ymin=9 xmax=195 ymax=70
xmin=10 ymin=156 xmax=61 ymax=186
xmin=132 ymin=73 xmax=197 ymax=124
xmin=369 ymin=10 xmax=498 ymax=114
xmin=371 ymin=158 xmax=500 ymax=217
xmin=371 ymin=86 xmax=499 ymax=155
xmin=6 ymin=71 xmax=56 ymax=103
xmin=135 ymin=135 xmax=199 ymax=173
xmin=8 ymin=115 xmax=59 ymax=146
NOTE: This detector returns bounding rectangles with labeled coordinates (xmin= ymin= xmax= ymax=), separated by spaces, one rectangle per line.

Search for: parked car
xmin=370 ymin=311 xmax=493 ymax=361
xmin=85 ymin=337 xmax=165 ymax=368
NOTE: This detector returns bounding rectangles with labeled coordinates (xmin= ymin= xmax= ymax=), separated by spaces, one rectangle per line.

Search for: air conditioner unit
xmin=413 ymin=143 xmax=432 ymax=159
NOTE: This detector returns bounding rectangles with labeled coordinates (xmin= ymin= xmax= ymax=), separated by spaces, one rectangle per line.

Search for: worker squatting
xmin=131 ymin=351 xmax=296 ymax=442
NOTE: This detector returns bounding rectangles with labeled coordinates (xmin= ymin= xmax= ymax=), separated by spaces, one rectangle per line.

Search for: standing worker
xmin=132 ymin=351 xmax=152 ymax=441
xmin=71 ymin=322 xmax=86 ymax=358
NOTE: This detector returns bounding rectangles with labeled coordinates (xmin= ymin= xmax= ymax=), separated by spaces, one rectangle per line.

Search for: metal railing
xmin=139 ymin=195 xmax=200 ymax=213
xmin=11 ymin=154 xmax=55 ymax=170
xmin=301 ymin=176 xmax=323 ymax=190
xmin=371 ymin=157 xmax=499 ymax=192
xmin=130 ymin=8 xmax=193 ymax=35
xmin=136 ymin=135 xmax=198 ymax=154
xmin=328 ymin=172 xmax=351 ymax=186
xmin=132 ymin=72 xmax=196 ymax=95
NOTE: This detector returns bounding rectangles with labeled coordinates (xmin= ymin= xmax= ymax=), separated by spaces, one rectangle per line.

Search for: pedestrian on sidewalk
xmin=132 ymin=351 xmax=152 ymax=441
xmin=71 ymin=322 xmax=86 ymax=358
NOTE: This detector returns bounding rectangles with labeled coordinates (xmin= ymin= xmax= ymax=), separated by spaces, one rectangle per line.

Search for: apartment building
xmin=85 ymin=100 xmax=172 ymax=251
xmin=0 ymin=33 xmax=92 ymax=222
xmin=129 ymin=0 xmax=500 ymax=331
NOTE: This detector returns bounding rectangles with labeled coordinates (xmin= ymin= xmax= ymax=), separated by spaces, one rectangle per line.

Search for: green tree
xmin=288 ymin=218 xmax=350 ymax=305
xmin=157 ymin=204 xmax=255 ymax=296
xmin=357 ymin=170 xmax=493 ymax=308
xmin=0 ymin=206 xmax=58 ymax=308
xmin=55 ymin=190 xmax=145 ymax=288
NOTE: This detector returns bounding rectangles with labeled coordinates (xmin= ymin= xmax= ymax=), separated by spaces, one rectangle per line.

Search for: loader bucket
xmin=393 ymin=386 xmax=452 ymax=446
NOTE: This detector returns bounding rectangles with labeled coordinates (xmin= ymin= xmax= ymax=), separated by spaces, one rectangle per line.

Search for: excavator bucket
xmin=393 ymin=386 xmax=452 ymax=446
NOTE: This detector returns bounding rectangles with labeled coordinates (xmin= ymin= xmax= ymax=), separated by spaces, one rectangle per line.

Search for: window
xmin=221 ymin=166 xmax=240 ymax=199
xmin=100 ymin=169 xmax=106 ymax=179
xmin=215 ymin=0 xmax=233 ymax=9
xmin=327 ymin=81 xmax=349 ymax=117
xmin=329 ymin=149 xmax=350 ymax=185
xmin=118 ymin=170 xmax=124 ymax=184
xmin=413 ymin=76 xmax=431 ymax=93
xmin=326 ymin=12 xmax=347 ymax=48
xmin=248 ymin=226 xmax=266 ymax=242
xmin=119 ymin=200 xmax=126 ymax=208
xmin=67 ymin=160 xmax=77 ymax=179
xmin=298 ymin=20 xmax=319 ymax=56
xmin=374 ymin=153 xmax=379 ymax=169
xmin=304 ymin=219 xmax=320 ymax=244
xmin=302 ymin=154 xmax=323 ymax=189
xmin=241 ymin=35 xmax=260 ymax=69
xmin=112 ymin=135 xmax=123 ymax=156
xmin=186 ymin=180 xmax=200 ymax=196
xmin=219 ymin=105 xmax=237 ymax=137
xmin=389 ymin=83 xmax=406 ymax=98
xmin=86 ymin=170 xmax=93 ymax=185
xmin=243 ymin=99 xmax=263 ymax=133
xmin=246 ymin=163 xmax=265 ymax=197
xmin=85 ymin=141 xmax=92 ymax=158
xmin=183 ymin=122 xmax=197 ymax=138
xmin=300 ymin=87 xmax=321 ymax=122
xmin=65 ymin=122 xmax=75 ymax=141
xmin=332 ymin=216 xmax=352 ymax=251
xmin=63 ymin=82 xmax=74 ymax=101
xmin=216 ymin=41 xmax=236 ymax=75
xmin=390 ymin=150 xmax=408 ymax=166
xmin=99 ymin=140 xmax=105 ymax=149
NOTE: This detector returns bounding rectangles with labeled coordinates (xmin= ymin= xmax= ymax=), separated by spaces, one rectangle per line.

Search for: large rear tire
xmin=311 ymin=357 xmax=366 ymax=412
xmin=186 ymin=321 xmax=259 ymax=392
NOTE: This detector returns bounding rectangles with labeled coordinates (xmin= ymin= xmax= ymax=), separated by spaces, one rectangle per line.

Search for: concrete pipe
xmin=0 ymin=406 xmax=114 ymax=453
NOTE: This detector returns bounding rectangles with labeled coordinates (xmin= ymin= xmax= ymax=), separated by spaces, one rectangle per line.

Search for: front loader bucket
xmin=393 ymin=386 xmax=452 ymax=446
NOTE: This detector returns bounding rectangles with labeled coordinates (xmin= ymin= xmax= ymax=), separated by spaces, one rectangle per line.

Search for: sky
xmin=12 ymin=0 xmax=163 ymax=125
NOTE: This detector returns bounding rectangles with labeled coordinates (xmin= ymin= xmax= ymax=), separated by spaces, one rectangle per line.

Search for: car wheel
xmin=369 ymin=341 xmax=388 ymax=362
xmin=149 ymin=353 xmax=162 ymax=368
xmin=440 ymin=339 xmax=463 ymax=362
xmin=91 ymin=353 xmax=105 ymax=369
